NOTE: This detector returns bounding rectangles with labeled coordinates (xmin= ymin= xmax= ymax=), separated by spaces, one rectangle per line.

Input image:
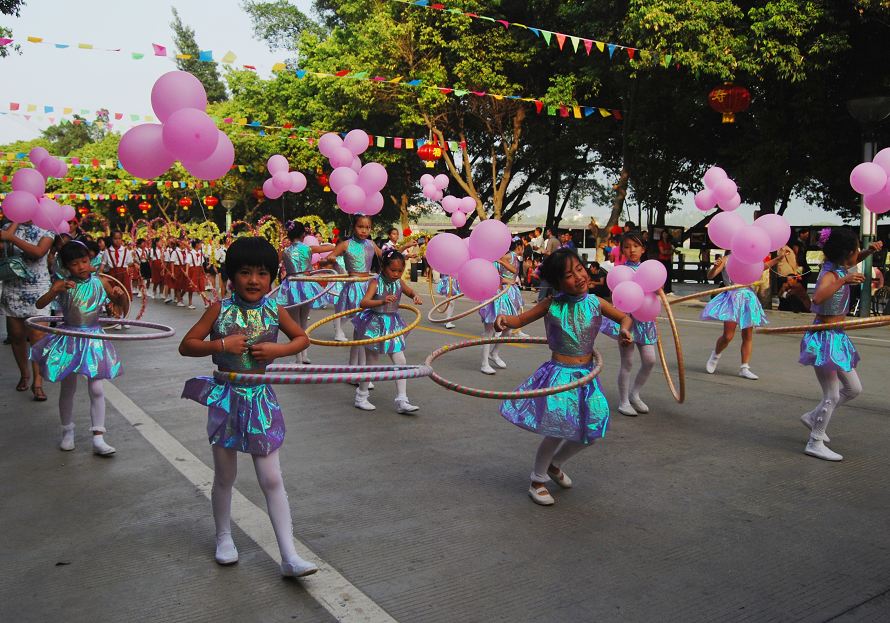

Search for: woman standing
xmin=0 ymin=221 xmax=54 ymax=400
xmin=657 ymin=231 xmax=675 ymax=294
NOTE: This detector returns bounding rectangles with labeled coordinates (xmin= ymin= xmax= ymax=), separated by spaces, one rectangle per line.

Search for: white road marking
xmin=662 ymin=316 xmax=890 ymax=345
xmin=103 ymin=382 xmax=397 ymax=623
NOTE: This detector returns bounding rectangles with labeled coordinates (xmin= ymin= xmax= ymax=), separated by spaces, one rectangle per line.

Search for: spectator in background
xmin=559 ymin=230 xmax=576 ymax=250
xmin=657 ymin=230 xmax=675 ymax=294
xmin=608 ymin=236 xmax=625 ymax=265
xmin=699 ymin=244 xmax=712 ymax=284
xmin=712 ymin=254 xmax=725 ymax=287
xmin=536 ymin=228 xmax=561 ymax=301
xmin=587 ymin=261 xmax=610 ymax=298
xmin=791 ymin=228 xmax=812 ymax=283
xmin=530 ymin=227 xmax=544 ymax=260
xmin=623 ymin=221 xmax=636 ymax=233
xmin=521 ymin=235 xmax=534 ymax=289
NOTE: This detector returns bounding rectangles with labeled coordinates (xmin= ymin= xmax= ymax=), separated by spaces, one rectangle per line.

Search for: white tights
xmin=211 ymin=447 xmax=299 ymax=562
xmin=59 ymin=375 xmax=106 ymax=432
xmin=287 ymin=306 xmax=311 ymax=363
xmin=531 ymin=436 xmax=590 ymax=483
xmin=360 ymin=350 xmax=409 ymax=398
xmin=617 ymin=343 xmax=656 ymax=406
xmin=481 ymin=323 xmax=503 ymax=365
xmin=805 ymin=368 xmax=862 ymax=440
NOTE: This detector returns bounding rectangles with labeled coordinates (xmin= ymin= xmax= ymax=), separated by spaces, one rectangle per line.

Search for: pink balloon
xmin=1 ymin=190 xmax=39 ymax=223
xmin=33 ymin=197 xmax=62 ymax=231
xmin=718 ymin=192 xmax=741 ymax=212
xmin=329 ymin=167 xmax=359 ymax=194
xmin=262 ymin=178 xmax=283 ymax=200
xmin=37 ymin=157 xmax=59 ymax=178
xmin=423 ymin=184 xmax=439 ymax=200
xmin=463 ymin=237 xmax=471 ymax=250
xmin=703 ymin=166 xmax=728 ymax=189
xmin=337 ymin=184 xmax=367 ymax=213
xmin=11 ymin=168 xmax=45 ymax=196
xmin=469 ymin=219 xmax=511 ymax=262
xmin=694 ymin=188 xmax=717 ymax=212
xmin=119 ymin=125 xmax=175 ymax=179
xmin=272 ymin=171 xmax=292 ymax=191
xmin=441 ymin=196 xmax=458 ymax=214
xmin=864 ymin=183 xmax=890 ymax=215
xmin=182 ymin=131 xmax=234 ymax=180
xmin=150 ymin=70 xmax=208 ymax=123
xmin=426 ymin=233 xmax=469 ymax=275
xmin=349 ymin=157 xmax=362 ymax=173
xmin=753 ymin=213 xmax=791 ymax=251
xmin=419 ymin=174 xmax=434 ymax=187
xmin=458 ymin=258 xmax=500 ymax=301
xmin=632 ymin=292 xmax=662 ymax=322
xmin=606 ymin=264 xmax=635 ymax=290
xmin=317 ymin=132 xmax=343 ymax=158
xmin=873 ymin=148 xmax=890 ymax=175
xmin=162 ymin=108 xmax=219 ymax=162
xmin=632 ymin=259 xmax=667 ymax=293
xmin=725 ymin=255 xmax=763 ymax=285
xmin=731 ymin=225 xmax=770 ymax=264
xmin=357 ymin=162 xmax=388 ymax=194
xmin=56 ymin=220 xmax=71 ymax=235
xmin=434 ymin=174 xmax=449 ymax=190
xmin=713 ymin=179 xmax=738 ymax=203
xmin=303 ymin=235 xmax=319 ymax=247
xmin=53 ymin=160 xmax=68 ymax=178
xmin=60 ymin=204 xmax=76 ymax=221
xmin=363 ymin=192 xmax=384 ymax=216
xmin=431 ymin=188 xmax=444 ymax=202
xmin=329 ymin=146 xmax=354 ymax=169
xmin=612 ymin=281 xmax=645 ymax=314
xmin=267 ymin=154 xmax=289 ymax=175
xmin=850 ymin=162 xmax=888 ymax=196
xmin=460 ymin=196 xmax=477 ymax=214
xmin=344 ymin=129 xmax=370 ymax=156
xmin=451 ymin=211 xmax=467 ymax=228
xmin=289 ymin=171 xmax=307 ymax=193
xmin=28 ymin=146 xmax=49 ymax=165
xmin=707 ymin=211 xmax=746 ymax=249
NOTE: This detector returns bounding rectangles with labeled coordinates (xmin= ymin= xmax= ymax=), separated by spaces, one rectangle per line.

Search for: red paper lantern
xmin=332 ymin=228 xmax=340 ymax=236
xmin=77 ymin=205 xmax=89 ymax=217
xmin=205 ymin=196 xmax=219 ymax=210
xmin=403 ymin=227 xmax=412 ymax=237
xmin=116 ymin=204 xmax=127 ymax=217
xmin=417 ymin=140 xmax=443 ymax=169
xmin=253 ymin=187 xmax=265 ymax=201
xmin=316 ymin=171 xmax=330 ymax=192
xmin=708 ymin=84 xmax=751 ymax=124
xmin=138 ymin=201 xmax=151 ymax=214
xmin=179 ymin=197 xmax=192 ymax=210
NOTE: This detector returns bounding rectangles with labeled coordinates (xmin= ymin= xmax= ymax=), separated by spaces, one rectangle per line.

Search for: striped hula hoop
xmin=25 ymin=317 xmax=176 ymax=340
xmin=213 ymin=363 xmax=432 ymax=385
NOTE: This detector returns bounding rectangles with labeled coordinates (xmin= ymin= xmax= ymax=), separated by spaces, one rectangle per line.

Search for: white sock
xmin=252 ymin=451 xmax=298 ymax=562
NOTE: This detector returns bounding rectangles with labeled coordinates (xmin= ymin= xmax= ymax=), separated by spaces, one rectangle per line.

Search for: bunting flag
xmin=0 ymin=191 xmax=158 ymax=202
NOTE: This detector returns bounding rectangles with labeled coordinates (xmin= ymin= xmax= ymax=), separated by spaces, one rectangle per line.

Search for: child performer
xmin=277 ymin=221 xmax=335 ymax=364
xmin=149 ymin=238 xmax=165 ymax=300
xmin=179 ymin=237 xmax=318 ymax=577
xmin=495 ymin=248 xmax=632 ymax=506
xmin=172 ymin=239 xmax=188 ymax=307
xmin=352 ymin=248 xmax=423 ymax=413
xmin=702 ymin=251 xmax=781 ymax=380
xmin=479 ymin=251 xmax=520 ymax=375
xmin=32 ymin=241 xmax=127 ymax=455
xmin=163 ymin=241 xmax=176 ymax=304
xmin=102 ymin=230 xmax=133 ymax=297
xmin=134 ymin=238 xmax=151 ymax=298
xmin=435 ymin=272 xmax=460 ymax=330
xmin=507 ymin=238 xmax=530 ymax=339
xmin=798 ymin=229 xmax=880 ymax=461
xmin=600 ymin=232 xmax=657 ymax=416
xmin=184 ymin=239 xmax=207 ymax=310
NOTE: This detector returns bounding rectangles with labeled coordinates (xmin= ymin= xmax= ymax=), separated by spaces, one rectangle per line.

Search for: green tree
xmin=242 ymin=0 xmax=320 ymax=53
xmin=1 ymin=0 xmax=25 ymax=58
xmin=170 ymin=7 xmax=228 ymax=103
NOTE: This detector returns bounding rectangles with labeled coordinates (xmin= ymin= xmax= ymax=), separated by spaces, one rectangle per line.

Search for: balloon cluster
xmin=318 ymin=130 xmax=387 ymax=216
xmin=118 ymin=71 xmax=235 ymax=181
xmin=605 ymin=261 xmax=667 ymax=320
xmin=424 ymin=219 xmax=512 ymax=301
xmin=419 ymin=173 xmax=476 ymax=228
xmin=420 ymin=173 xmax=449 ymax=202
xmin=1 ymin=147 xmax=76 ymax=232
xmin=696 ymin=166 xmax=791 ymax=284
xmin=849 ymin=148 xmax=890 ymax=215
xmin=261 ymin=155 xmax=307 ymax=200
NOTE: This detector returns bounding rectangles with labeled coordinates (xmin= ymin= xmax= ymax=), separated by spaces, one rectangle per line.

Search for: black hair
xmin=350 ymin=214 xmax=373 ymax=236
xmin=509 ymin=238 xmax=522 ymax=251
xmin=388 ymin=227 xmax=399 ymax=236
xmin=821 ymin=228 xmax=859 ymax=265
xmin=191 ymin=238 xmax=202 ymax=247
xmin=58 ymin=240 xmax=91 ymax=267
xmin=381 ymin=247 xmax=405 ymax=269
xmin=111 ymin=230 xmax=123 ymax=238
xmin=224 ymin=236 xmax=279 ymax=276
xmin=286 ymin=220 xmax=307 ymax=241
xmin=137 ymin=237 xmax=145 ymax=245
xmin=82 ymin=239 xmax=100 ymax=256
xmin=540 ymin=247 xmax=584 ymax=290
xmin=621 ymin=230 xmax=647 ymax=252
xmin=624 ymin=221 xmax=636 ymax=229
xmin=53 ymin=233 xmax=71 ymax=247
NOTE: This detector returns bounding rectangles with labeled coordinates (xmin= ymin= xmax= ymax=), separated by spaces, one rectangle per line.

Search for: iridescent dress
xmin=479 ymin=259 xmax=520 ymax=324
xmin=351 ymin=276 xmax=408 ymax=354
xmin=31 ymin=274 xmax=122 ymax=382
xmin=435 ymin=274 xmax=461 ymax=296
xmin=181 ymin=295 xmax=285 ymax=456
xmin=799 ymin=262 xmax=859 ymax=371
xmin=276 ymin=242 xmax=325 ymax=309
xmin=506 ymin=251 xmax=524 ymax=311
xmin=700 ymin=263 xmax=768 ymax=329
xmin=335 ymin=237 xmax=375 ymax=312
xmin=500 ymin=293 xmax=610 ymax=444
xmin=600 ymin=261 xmax=657 ymax=344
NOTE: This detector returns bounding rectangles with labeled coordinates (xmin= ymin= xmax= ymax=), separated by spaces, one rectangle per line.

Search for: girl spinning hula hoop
xmin=429 ymin=271 xmax=461 ymax=329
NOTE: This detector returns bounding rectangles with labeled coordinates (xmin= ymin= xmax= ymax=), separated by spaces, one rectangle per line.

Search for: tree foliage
xmin=170 ymin=7 xmax=228 ymax=103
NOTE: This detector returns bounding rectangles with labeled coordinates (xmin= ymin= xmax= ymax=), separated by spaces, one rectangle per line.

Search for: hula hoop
xmin=668 ymin=283 xmax=761 ymax=305
xmin=214 ymin=363 xmax=433 ymax=386
xmin=424 ymin=336 xmax=603 ymax=399
xmin=24 ymin=316 xmax=176 ymax=340
xmin=654 ymin=289 xmax=686 ymax=403
xmin=271 ymin=269 xmax=337 ymax=309
xmin=287 ymin=273 xmax=377 ymax=283
xmin=426 ymin=272 xmax=458 ymax=311
xmin=427 ymin=287 xmax=510 ymax=324
xmin=98 ymin=273 xmax=132 ymax=319
xmin=305 ymin=305 xmax=421 ymax=346
xmin=757 ymin=316 xmax=890 ymax=335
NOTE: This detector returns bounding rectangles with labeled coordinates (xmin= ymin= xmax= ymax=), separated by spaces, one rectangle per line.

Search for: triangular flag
xmin=54 ymin=43 xmax=69 ymax=48
xmin=596 ymin=41 xmax=605 ymax=53
xmin=175 ymin=53 xmax=192 ymax=60
xmin=496 ymin=20 xmax=510 ymax=29
xmin=627 ymin=48 xmax=636 ymax=59
xmin=152 ymin=43 xmax=167 ymax=56
xmin=26 ymin=104 xmax=36 ymax=112
xmin=559 ymin=105 xmax=569 ymax=117
xmin=583 ymin=39 xmax=593 ymax=55
xmin=335 ymin=69 xmax=350 ymax=77
xmin=612 ymin=110 xmax=623 ymax=120
xmin=394 ymin=137 xmax=403 ymax=149
xmin=534 ymin=100 xmax=544 ymax=114
xmin=528 ymin=27 xmax=541 ymax=37
xmin=198 ymin=50 xmax=213 ymax=61
xmin=9 ymin=102 xmax=19 ymax=111
xmin=568 ymin=36 xmax=580 ymax=53
xmin=27 ymin=36 xmax=43 ymax=43
xmin=663 ymin=54 xmax=673 ymax=68
xmin=351 ymin=71 xmax=369 ymax=79
xmin=44 ymin=105 xmax=53 ymax=113
xmin=221 ymin=50 xmax=236 ymax=64
xmin=454 ymin=89 xmax=469 ymax=96
xmin=582 ymin=107 xmax=595 ymax=117
xmin=376 ymin=136 xmax=385 ymax=147
xmin=546 ymin=106 xmax=557 ymax=116
xmin=607 ymin=44 xmax=616 ymax=58
xmin=389 ymin=76 xmax=403 ymax=83
xmin=406 ymin=138 xmax=414 ymax=149
xmin=272 ymin=62 xmax=286 ymax=72
xmin=572 ymin=106 xmax=582 ymax=119
xmin=598 ymin=108 xmax=611 ymax=117
xmin=407 ymin=79 xmax=422 ymax=86
xmin=541 ymin=30 xmax=552 ymax=45
xmin=131 ymin=52 xmax=144 ymax=59
xmin=77 ymin=42 xmax=93 ymax=49
xmin=295 ymin=69 xmax=307 ymax=79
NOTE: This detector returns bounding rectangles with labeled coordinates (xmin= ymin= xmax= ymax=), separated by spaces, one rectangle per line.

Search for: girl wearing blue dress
xmin=479 ymin=251 xmax=520 ymax=375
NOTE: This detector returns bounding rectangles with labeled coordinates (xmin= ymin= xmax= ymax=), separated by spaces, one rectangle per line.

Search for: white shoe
xmin=281 ymin=556 xmax=318 ymax=578
xmin=547 ymin=466 xmax=573 ymax=489
xmin=481 ymin=363 xmax=496 ymax=375
xmin=738 ymin=366 xmax=759 ymax=380
xmin=215 ymin=534 xmax=238 ymax=565
xmin=147 ymin=293 xmax=155 ymax=299
xmin=705 ymin=352 xmax=720 ymax=374
xmin=187 ymin=304 xmax=196 ymax=309
xmin=164 ymin=298 xmax=173 ymax=304
xmin=354 ymin=391 xmax=376 ymax=411
xmin=528 ymin=484 xmax=555 ymax=506
xmin=514 ymin=330 xmax=531 ymax=338
xmin=134 ymin=291 xmax=142 ymax=298
xmin=444 ymin=322 xmax=455 ymax=330
xmin=395 ymin=398 xmax=419 ymax=414
xmin=618 ymin=403 xmax=638 ymax=417
xmin=176 ymin=302 xmax=186 ymax=307
xmin=333 ymin=332 xmax=348 ymax=342
xmin=629 ymin=395 xmax=649 ymax=414
xmin=301 ymin=355 xmax=312 ymax=364
xmin=801 ymin=412 xmax=830 ymax=443
xmin=489 ymin=354 xmax=507 ymax=369
xmin=59 ymin=424 xmax=75 ymax=451
xmin=368 ymin=382 xmax=375 ymax=390
xmin=804 ymin=439 xmax=843 ymax=461
xmin=92 ymin=434 xmax=116 ymax=456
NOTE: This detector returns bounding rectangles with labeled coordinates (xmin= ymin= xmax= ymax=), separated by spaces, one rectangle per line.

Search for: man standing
xmin=530 ymin=227 xmax=544 ymax=260
xmin=791 ymin=229 xmax=812 ymax=283
xmin=536 ymin=228 xmax=560 ymax=301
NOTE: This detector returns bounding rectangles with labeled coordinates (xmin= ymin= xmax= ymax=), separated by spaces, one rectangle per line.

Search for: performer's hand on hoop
xmin=109 ymin=285 xmax=127 ymax=303
xmin=411 ymin=294 xmax=423 ymax=305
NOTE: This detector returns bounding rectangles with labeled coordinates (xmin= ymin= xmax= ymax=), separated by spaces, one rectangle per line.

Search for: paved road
xmin=2 ymin=288 xmax=889 ymax=622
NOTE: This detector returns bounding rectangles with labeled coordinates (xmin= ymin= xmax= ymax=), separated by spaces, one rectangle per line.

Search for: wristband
xmin=221 ymin=337 xmax=226 ymax=353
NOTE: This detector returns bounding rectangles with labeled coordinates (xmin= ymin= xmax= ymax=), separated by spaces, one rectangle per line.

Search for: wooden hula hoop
xmin=272 ymin=269 xmax=337 ymax=309
xmin=757 ymin=316 xmax=890 ymax=335
xmin=654 ymin=289 xmax=686 ymax=403
xmin=98 ymin=273 xmax=132 ymax=319
xmin=668 ymin=282 xmax=762 ymax=305
xmin=427 ymin=287 xmax=511 ymax=324
xmin=305 ymin=304 xmax=422 ymax=347
xmin=426 ymin=272 xmax=459 ymax=311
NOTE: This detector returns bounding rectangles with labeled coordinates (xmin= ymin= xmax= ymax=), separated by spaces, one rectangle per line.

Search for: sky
xmin=1 ymin=0 xmax=850 ymax=228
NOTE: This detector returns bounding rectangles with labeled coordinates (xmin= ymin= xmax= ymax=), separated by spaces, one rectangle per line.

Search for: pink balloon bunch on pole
xmin=1 ymin=149 xmax=75 ymax=231
xmin=261 ymin=155 xmax=308 ymax=200
xmin=851 ymin=147 xmax=890 ymax=215
xmin=420 ymin=173 xmax=474 ymax=228
xmin=318 ymin=130 xmax=387 ymax=215
xmin=423 ymin=219 xmax=512 ymax=301
xmin=118 ymin=71 xmax=234 ymax=181
xmin=694 ymin=166 xmax=741 ymax=212
xmin=605 ymin=260 xmax=666 ymax=318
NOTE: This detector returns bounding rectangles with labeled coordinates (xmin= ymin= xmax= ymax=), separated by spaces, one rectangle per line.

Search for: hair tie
xmin=817 ymin=227 xmax=832 ymax=249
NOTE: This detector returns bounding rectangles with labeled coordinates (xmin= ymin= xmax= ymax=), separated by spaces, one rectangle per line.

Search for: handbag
xmin=0 ymin=256 xmax=33 ymax=281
